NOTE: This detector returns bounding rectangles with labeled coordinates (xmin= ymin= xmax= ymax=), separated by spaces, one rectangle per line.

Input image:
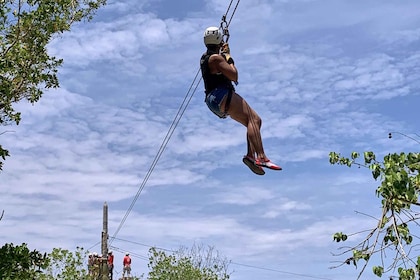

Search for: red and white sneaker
xmin=256 ymin=158 xmax=282 ymax=170
xmin=242 ymin=155 xmax=265 ymax=175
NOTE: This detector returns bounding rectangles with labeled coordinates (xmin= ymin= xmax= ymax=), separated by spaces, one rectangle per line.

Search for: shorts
xmin=205 ymin=86 xmax=232 ymax=119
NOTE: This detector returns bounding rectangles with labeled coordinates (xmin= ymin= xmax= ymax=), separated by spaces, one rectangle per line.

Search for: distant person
xmin=108 ymin=251 xmax=114 ymax=280
xmin=92 ymin=252 xmax=100 ymax=278
xmin=87 ymin=253 xmax=94 ymax=276
xmin=122 ymin=252 xmax=131 ymax=278
xmin=200 ymin=26 xmax=282 ymax=175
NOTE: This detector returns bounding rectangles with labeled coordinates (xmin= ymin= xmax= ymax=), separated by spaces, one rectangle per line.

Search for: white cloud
xmin=2 ymin=1 xmax=420 ymax=280
xmin=215 ymin=186 xmax=275 ymax=206
xmin=262 ymin=199 xmax=312 ymax=218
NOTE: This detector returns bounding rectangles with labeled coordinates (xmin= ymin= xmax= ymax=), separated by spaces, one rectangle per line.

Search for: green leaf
xmin=364 ymin=151 xmax=376 ymax=163
xmin=333 ymin=232 xmax=347 ymax=242
xmin=351 ymin=152 xmax=359 ymax=160
xmin=372 ymin=266 xmax=383 ymax=277
xmin=329 ymin=152 xmax=340 ymax=164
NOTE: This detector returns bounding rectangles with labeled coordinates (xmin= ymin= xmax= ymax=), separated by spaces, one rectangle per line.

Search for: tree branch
xmin=1 ymin=0 xmax=23 ymax=57
xmin=356 ymin=202 xmax=389 ymax=280
xmin=0 ymin=130 xmax=15 ymax=136
xmin=391 ymin=208 xmax=408 ymax=259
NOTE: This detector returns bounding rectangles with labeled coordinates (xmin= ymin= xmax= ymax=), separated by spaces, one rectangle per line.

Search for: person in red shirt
xmin=107 ymin=251 xmax=114 ymax=280
xmin=122 ymin=252 xmax=131 ymax=278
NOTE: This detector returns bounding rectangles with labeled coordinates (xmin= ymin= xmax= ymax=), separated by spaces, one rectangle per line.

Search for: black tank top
xmin=200 ymin=50 xmax=234 ymax=94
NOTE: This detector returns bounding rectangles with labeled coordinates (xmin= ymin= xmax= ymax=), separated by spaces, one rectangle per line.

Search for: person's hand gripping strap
xmin=221 ymin=43 xmax=234 ymax=65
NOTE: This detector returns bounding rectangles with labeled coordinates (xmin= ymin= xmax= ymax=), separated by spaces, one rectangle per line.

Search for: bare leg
xmin=222 ymin=92 xmax=268 ymax=161
xmin=246 ymin=136 xmax=255 ymax=158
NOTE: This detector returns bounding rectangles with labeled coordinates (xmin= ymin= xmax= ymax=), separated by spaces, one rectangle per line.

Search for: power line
xmin=87 ymin=241 xmax=101 ymax=251
xmin=231 ymin=262 xmax=334 ymax=280
xmin=109 ymin=245 xmax=148 ymax=261
xmin=108 ymin=238 xmax=335 ymax=280
xmin=111 ymin=237 xmax=175 ymax=253
xmin=388 ymin=131 xmax=420 ymax=145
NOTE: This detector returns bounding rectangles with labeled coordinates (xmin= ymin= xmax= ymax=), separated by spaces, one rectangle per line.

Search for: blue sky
xmin=1 ymin=0 xmax=420 ymax=279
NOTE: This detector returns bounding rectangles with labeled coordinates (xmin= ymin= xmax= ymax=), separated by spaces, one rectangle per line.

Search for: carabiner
xmin=220 ymin=15 xmax=230 ymax=43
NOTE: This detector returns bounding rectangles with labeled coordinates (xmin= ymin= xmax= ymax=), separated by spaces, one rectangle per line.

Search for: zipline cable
xmin=221 ymin=0 xmax=263 ymax=164
xmin=225 ymin=0 xmax=241 ymax=28
xmin=220 ymin=0 xmax=241 ymax=43
xmin=109 ymin=68 xmax=202 ymax=244
xmin=109 ymin=0 xmax=242 ymax=244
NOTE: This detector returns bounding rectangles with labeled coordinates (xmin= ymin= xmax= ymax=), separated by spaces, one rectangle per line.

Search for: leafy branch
xmin=330 ymin=151 xmax=420 ymax=279
xmin=0 ymin=0 xmax=106 ymax=170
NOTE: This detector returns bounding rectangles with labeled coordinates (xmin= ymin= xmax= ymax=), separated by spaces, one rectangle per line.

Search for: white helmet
xmin=204 ymin=26 xmax=222 ymax=45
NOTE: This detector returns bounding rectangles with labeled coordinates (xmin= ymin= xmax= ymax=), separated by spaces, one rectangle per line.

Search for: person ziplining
xmin=109 ymin=1 xmax=281 ymax=248
xmin=200 ymin=26 xmax=282 ymax=175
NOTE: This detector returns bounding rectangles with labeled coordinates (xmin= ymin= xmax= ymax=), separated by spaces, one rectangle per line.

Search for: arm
xmin=209 ymin=54 xmax=238 ymax=83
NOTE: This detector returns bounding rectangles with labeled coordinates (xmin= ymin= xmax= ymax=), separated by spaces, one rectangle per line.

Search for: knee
xmin=252 ymin=114 xmax=262 ymax=128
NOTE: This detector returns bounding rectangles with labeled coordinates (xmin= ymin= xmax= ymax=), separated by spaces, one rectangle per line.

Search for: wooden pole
xmin=101 ymin=202 xmax=110 ymax=280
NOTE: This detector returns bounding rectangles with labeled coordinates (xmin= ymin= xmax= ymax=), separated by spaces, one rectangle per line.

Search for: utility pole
xmin=101 ymin=202 xmax=110 ymax=280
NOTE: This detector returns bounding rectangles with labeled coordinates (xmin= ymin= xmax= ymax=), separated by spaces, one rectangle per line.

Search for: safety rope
xmin=109 ymin=0 xmax=242 ymax=244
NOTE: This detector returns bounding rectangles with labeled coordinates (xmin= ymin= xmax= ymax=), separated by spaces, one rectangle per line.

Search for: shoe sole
xmin=243 ymin=157 xmax=265 ymax=175
xmin=256 ymin=162 xmax=282 ymax=171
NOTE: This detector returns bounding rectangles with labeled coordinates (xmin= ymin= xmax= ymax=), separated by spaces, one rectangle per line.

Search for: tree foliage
xmin=39 ymin=247 xmax=89 ymax=280
xmin=0 ymin=244 xmax=93 ymax=280
xmin=147 ymin=244 xmax=232 ymax=280
xmin=0 ymin=242 xmax=48 ymax=279
xmin=330 ymin=151 xmax=420 ymax=279
xmin=0 ymin=0 xmax=106 ymax=170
